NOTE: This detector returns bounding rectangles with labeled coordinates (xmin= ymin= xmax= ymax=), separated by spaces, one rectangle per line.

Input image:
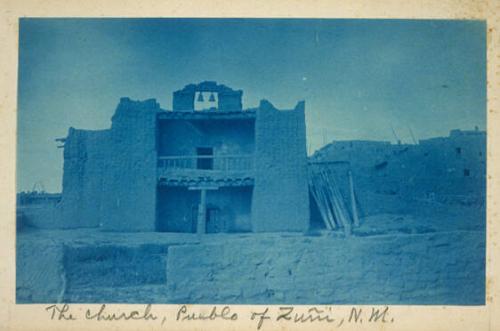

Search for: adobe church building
xmin=56 ymin=81 xmax=310 ymax=233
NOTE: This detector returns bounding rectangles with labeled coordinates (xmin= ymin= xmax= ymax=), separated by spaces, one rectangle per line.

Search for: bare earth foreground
xmin=16 ymin=204 xmax=485 ymax=305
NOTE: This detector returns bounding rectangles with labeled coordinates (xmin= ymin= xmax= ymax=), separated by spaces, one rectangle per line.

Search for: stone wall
xmin=16 ymin=240 xmax=64 ymax=303
xmin=252 ymin=100 xmax=310 ymax=232
xmin=17 ymin=230 xmax=484 ymax=304
xmin=166 ymin=231 xmax=485 ymax=304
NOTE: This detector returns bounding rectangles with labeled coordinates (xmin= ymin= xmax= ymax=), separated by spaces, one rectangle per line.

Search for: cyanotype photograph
xmin=16 ymin=18 xmax=486 ymax=305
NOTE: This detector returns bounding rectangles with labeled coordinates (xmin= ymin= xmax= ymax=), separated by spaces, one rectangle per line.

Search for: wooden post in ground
xmin=189 ymin=185 xmax=219 ymax=235
xmin=197 ymin=188 xmax=207 ymax=234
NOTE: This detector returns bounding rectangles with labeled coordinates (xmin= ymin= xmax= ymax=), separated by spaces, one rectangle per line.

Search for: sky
xmin=17 ymin=18 xmax=486 ymax=192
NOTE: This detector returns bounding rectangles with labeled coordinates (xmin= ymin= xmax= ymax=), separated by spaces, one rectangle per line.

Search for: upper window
xmin=196 ymin=147 xmax=214 ymax=170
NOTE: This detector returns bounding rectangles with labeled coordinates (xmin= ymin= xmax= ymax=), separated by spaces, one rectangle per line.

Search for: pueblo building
xmin=56 ymin=81 xmax=310 ymax=233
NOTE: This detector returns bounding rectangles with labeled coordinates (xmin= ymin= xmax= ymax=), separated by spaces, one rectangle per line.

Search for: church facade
xmin=57 ymin=81 xmax=310 ymax=233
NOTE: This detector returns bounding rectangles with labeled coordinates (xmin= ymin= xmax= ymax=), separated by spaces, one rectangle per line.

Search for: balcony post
xmin=197 ymin=189 xmax=207 ymax=234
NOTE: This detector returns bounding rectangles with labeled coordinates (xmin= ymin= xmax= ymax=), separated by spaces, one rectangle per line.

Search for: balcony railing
xmin=158 ymin=154 xmax=254 ymax=172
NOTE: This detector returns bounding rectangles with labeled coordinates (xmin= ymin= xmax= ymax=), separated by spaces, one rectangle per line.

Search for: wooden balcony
xmin=157 ymin=155 xmax=254 ymax=186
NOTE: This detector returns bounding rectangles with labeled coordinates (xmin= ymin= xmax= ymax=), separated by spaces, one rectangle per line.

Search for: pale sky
xmin=17 ymin=19 xmax=486 ymax=192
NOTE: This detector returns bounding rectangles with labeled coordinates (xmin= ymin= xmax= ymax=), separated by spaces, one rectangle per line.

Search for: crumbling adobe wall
xmin=18 ymin=203 xmax=62 ymax=229
xmin=166 ymin=231 xmax=485 ymax=304
xmin=99 ymin=98 xmax=160 ymax=231
xmin=16 ymin=193 xmax=62 ymax=229
xmin=58 ymin=98 xmax=159 ymax=230
xmin=312 ymin=130 xmax=486 ymax=216
xmin=252 ymin=100 xmax=309 ymax=232
xmin=218 ymin=91 xmax=243 ymax=111
xmin=58 ymin=128 xmax=110 ymax=228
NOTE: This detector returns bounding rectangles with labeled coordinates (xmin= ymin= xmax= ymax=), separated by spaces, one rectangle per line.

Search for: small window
xmin=456 ymin=147 xmax=462 ymax=155
xmin=197 ymin=147 xmax=213 ymax=170
xmin=374 ymin=161 xmax=388 ymax=170
xmin=464 ymin=169 xmax=470 ymax=177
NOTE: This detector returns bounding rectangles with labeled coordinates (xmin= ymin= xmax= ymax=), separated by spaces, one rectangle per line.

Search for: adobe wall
xmin=166 ymin=231 xmax=485 ymax=304
xmin=312 ymin=131 xmax=486 ymax=216
xmin=58 ymin=98 xmax=160 ymax=231
xmin=18 ymin=203 xmax=62 ymax=229
xmin=172 ymin=90 xmax=194 ymax=111
xmin=252 ymin=100 xmax=310 ymax=232
xmin=99 ymin=98 xmax=160 ymax=231
xmin=16 ymin=193 xmax=62 ymax=229
xmin=58 ymin=128 xmax=110 ymax=228
xmin=217 ymin=91 xmax=243 ymax=111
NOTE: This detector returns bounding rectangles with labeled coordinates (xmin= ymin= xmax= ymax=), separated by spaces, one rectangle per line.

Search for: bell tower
xmin=172 ymin=81 xmax=243 ymax=112
xmin=194 ymin=90 xmax=219 ymax=111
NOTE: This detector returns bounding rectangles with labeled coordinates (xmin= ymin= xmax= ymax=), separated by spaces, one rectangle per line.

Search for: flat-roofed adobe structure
xmin=56 ymin=81 xmax=310 ymax=233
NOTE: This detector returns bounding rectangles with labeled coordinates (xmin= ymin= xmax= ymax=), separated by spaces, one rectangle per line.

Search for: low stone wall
xmin=166 ymin=231 xmax=485 ymax=304
xmin=16 ymin=240 xmax=64 ymax=303
xmin=63 ymin=244 xmax=169 ymax=288
xmin=16 ymin=230 xmax=485 ymax=304
xmin=17 ymin=204 xmax=62 ymax=229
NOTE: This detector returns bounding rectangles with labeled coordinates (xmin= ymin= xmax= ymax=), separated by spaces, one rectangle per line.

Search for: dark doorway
xmin=206 ymin=207 xmax=224 ymax=233
xmin=197 ymin=147 xmax=213 ymax=169
xmin=191 ymin=205 xmax=199 ymax=233
xmin=157 ymin=186 xmax=199 ymax=233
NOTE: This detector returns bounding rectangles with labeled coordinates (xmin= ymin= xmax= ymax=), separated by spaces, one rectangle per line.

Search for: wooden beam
xmin=188 ymin=186 xmax=219 ymax=191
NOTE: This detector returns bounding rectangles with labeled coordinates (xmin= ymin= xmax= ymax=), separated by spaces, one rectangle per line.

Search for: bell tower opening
xmin=194 ymin=91 xmax=219 ymax=111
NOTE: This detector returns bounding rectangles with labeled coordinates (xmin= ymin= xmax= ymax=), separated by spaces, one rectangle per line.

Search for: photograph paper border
xmin=0 ymin=0 xmax=499 ymax=330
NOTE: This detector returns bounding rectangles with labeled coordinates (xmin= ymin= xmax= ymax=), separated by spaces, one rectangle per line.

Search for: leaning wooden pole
xmin=320 ymin=169 xmax=351 ymax=236
xmin=309 ymin=175 xmax=333 ymax=230
xmin=316 ymin=174 xmax=337 ymax=229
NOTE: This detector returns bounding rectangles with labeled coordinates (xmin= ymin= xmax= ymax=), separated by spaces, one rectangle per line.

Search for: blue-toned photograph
xmin=16 ymin=18 xmax=486 ymax=304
